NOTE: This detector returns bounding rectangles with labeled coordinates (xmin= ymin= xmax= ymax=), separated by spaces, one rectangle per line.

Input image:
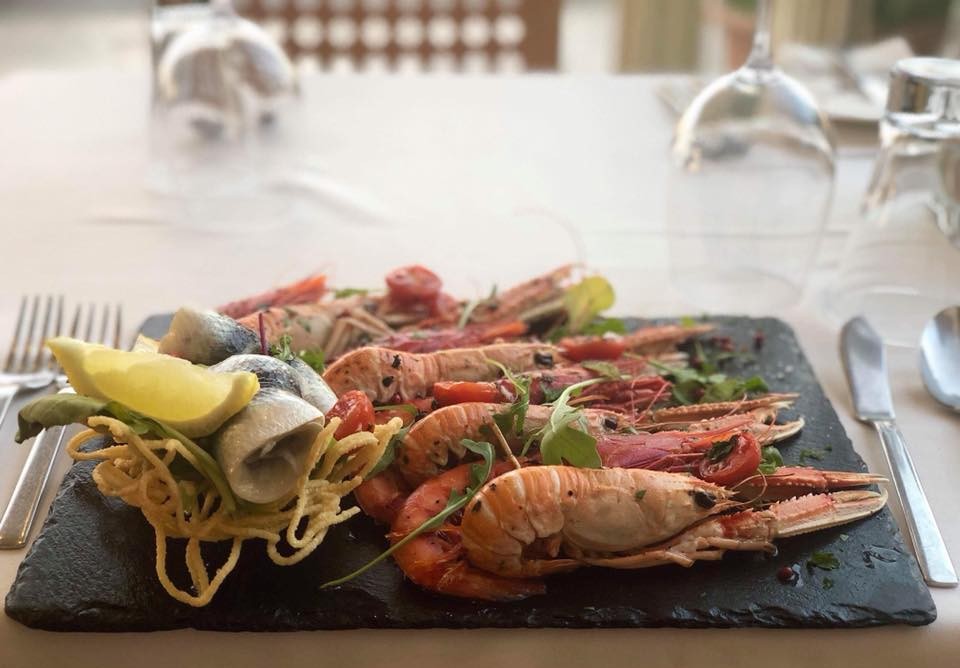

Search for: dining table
xmin=0 ymin=65 xmax=957 ymax=667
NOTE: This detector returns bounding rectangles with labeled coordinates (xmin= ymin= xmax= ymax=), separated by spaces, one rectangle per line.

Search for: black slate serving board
xmin=5 ymin=316 xmax=936 ymax=631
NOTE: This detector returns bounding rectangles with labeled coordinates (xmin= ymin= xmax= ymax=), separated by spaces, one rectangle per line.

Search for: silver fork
xmin=0 ymin=296 xmax=61 ymax=430
xmin=0 ymin=303 xmax=122 ymax=549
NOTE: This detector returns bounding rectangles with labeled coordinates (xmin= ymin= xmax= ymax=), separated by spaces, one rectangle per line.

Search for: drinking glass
xmin=667 ymin=0 xmax=835 ymax=314
xmin=826 ymin=57 xmax=960 ymax=347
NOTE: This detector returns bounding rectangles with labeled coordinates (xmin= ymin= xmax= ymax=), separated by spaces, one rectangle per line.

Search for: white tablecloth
xmin=0 ymin=69 xmax=957 ymax=667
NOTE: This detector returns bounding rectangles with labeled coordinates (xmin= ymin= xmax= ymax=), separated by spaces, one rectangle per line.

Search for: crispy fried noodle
xmin=66 ymin=416 xmax=402 ymax=607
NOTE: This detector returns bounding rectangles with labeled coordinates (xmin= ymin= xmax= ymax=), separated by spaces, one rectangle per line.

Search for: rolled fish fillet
xmin=213 ymin=388 xmax=324 ymax=504
xmin=158 ymin=307 xmax=260 ymax=366
xmin=211 ymin=354 xmax=337 ymax=413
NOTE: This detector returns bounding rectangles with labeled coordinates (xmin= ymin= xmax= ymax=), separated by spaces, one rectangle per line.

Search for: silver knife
xmin=841 ymin=316 xmax=958 ymax=587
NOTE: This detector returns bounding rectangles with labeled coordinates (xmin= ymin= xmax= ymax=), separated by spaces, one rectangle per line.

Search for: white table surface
xmin=0 ymin=69 xmax=958 ymax=667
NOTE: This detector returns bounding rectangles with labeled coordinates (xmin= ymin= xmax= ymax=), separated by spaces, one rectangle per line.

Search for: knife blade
xmin=840 ymin=316 xmax=958 ymax=587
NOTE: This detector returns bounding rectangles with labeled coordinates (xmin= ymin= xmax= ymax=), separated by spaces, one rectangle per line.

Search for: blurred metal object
xmin=0 ymin=302 xmax=123 ymax=550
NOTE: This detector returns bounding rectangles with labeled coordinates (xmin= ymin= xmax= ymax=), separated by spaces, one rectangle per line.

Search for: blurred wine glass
xmin=667 ymin=0 xmax=835 ymax=315
xmin=150 ymin=0 xmax=298 ymax=227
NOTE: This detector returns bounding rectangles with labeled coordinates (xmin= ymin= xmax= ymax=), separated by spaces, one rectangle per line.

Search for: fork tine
xmin=31 ymin=296 xmax=54 ymax=372
xmin=3 ymin=295 xmax=27 ymax=373
xmin=47 ymin=296 xmax=64 ymax=371
xmin=67 ymin=303 xmax=81 ymax=339
xmin=83 ymin=303 xmax=95 ymax=342
xmin=17 ymin=295 xmax=41 ymax=373
xmin=98 ymin=304 xmax=109 ymax=345
xmin=113 ymin=303 xmax=123 ymax=349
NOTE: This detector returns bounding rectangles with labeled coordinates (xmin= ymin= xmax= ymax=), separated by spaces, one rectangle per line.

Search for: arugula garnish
xmin=321 ymin=439 xmax=494 ymax=589
xmin=807 ymin=551 xmax=840 ymax=571
xmin=563 ymin=276 xmax=615 ymax=334
xmin=487 ymin=360 xmax=531 ymax=439
xmin=581 ymin=317 xmax=626 ymax=336
xmin=367 ymin=422 xmax=412 ymax=478
xmin=525 ymin=378 xmax=605 ymax=467
xmin=649 ymin=359 xmax=768 ymax=406
xmin=270 ymin=333 xmax=295 ymax=362
xmin=758 ymin=445 xmax=784 ymax=474
xmin=298 ymin=349 xmax=326 ymax=374
xmin=580 ymin=360 xmax=624 ymax=381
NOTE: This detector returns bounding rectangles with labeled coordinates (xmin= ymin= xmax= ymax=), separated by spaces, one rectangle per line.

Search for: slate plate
xmin=4 ymin=316 xmax=936 ymax=631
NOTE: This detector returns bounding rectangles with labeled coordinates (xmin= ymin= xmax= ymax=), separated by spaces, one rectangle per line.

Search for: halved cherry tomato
xmin=559 ymin=336 xmax=627 ymax=362
xmin=385 ymin=265 xmax=442 ymax=303
xmin=432 ymin=381 xmax=505 ymax=406
xmin=698 ymin=432 xmax=761 ymax=486
xmin=326 ymin=390 xmax=376 ymax=439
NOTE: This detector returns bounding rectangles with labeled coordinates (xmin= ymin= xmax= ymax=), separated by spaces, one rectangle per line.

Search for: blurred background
xmin=1 ymin=0 xmax=957 ymax=76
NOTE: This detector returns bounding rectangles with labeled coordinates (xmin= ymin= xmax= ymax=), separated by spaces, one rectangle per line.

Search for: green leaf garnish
xmin=367 ymin=422 xmax=412 ymax=478
xmin=807 ymin=551 xmax=840 ymax=571
xmin=457 ymin=298 xmax=481 ymax=329
xmin=580 ymin=360 xmax=624 ymax=381
xmin=270 ymin=333 xmax=295 ymax=362
xmin=679 ymin=315 xmax=698 ymax=328
xmin=563 ymin=276 xmax=615 ymax=334
xmin=798 ymin=448 xmax=825 ymax=465
xmin=705 ymin=439 xmax=734 ymax=463
xmin=333 ymin=287 xmax=370 ymax=299
xmin=526 ymin=378 xmax=605 ymax=466
xmin=487 ymin=359 xmax=531 ymax=439
xmin=822 ymin=577 xmax=834 ymax=590
xmin=321 ymin=439 xmax=495 ymax=589
xmin=15 ymin=394 xmax=238 ymax=513
xmin=581 ymin=317 xmax=626 ymax=336
xmin=649 ymin=358 xmax=769 ymax=407
xmin=298 ymin=349 xmax=326 ymax=374
xmin=634 ymin=489 xmax=646 ymax=501
xmin=758 ymin=445 xmax=784 ymax=474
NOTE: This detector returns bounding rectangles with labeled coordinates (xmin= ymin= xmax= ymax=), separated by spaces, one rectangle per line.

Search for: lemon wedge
xmin=47 ymin=337 xmax=259 ymax=438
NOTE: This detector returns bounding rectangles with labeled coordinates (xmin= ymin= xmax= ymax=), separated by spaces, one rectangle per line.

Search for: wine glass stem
xmin=746 ymin=0 xmax=774 ymax=70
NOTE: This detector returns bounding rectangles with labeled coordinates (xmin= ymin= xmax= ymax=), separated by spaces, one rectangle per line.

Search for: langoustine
xmin=459 ymin=466 xmax=887 ymax=584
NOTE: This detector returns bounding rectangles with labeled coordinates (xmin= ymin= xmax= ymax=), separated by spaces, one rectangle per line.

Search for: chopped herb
xmin=580 ymin=360 xmax=624 ymax=381
xmin=839 ymin=533 xmax=850 ymax=542
xmin=649 ymin=358 xmax=768 ymax=407
xmin=321 ymin=439 xmax=494 ymax=589
xmin=526 ymin=378 xmax=605 ymax=467
xmin=705 ymin=439 xmax=734 ymax=463
xmin=807 ymin=551 xmax=840 ymax=571
xmin=822 ymin=577 xmax=834 ymax=590
xmin=563 ymin=276 xmax=615 ymax=334
xmin=634 ymin=489 xmax=646 ymax=501
xmin=298 ymin=349 xmax=325 ymax=374
xmin=541 ymin=384 xmax=564 ymax=404
xmin=798 ymin=448 xmax=825 ymax=465
xmin=270 ymin=334 xmax=295 ymax=362
xmin=333 ymin=287 xmax=370 ymax=299
xmin=758 ymin=445 xmax=784 ymax=474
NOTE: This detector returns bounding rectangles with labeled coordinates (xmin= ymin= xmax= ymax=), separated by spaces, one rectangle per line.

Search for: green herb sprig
xmin=321 ymin=439 xmax=495 ymax=589
xmin=524 ymin=378 xmax=606 ymax=466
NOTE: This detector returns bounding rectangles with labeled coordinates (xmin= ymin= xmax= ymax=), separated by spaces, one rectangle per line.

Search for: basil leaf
xmin=16 ymin=394 xmax=108 ymax=443
xmin=564 ymin=276 xmax=615 ymax=334
xmin=321 ymin=439 xmax=495 ymax=589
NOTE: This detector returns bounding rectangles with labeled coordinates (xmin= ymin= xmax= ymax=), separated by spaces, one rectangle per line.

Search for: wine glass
xmin=149 ymin=0 xmax=299 ymax=227
xmin=667 ymin=0 xmax=835 ymax=315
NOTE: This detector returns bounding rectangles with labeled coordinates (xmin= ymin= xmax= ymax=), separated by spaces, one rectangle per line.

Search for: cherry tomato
xmin=385 ymin=265 xmax=442 ymax=303
xmin=326 ymin=390 xmax=375 ymax=439
xmin=698 ymin=432 xmax=762 ymax=487
xmin=559 ymin=336 xmax=627 ymax=362
xmin=432 ymin=381 xmax=505 ymax=406
xmin=429 ymin=292 xmax=460 ymax=319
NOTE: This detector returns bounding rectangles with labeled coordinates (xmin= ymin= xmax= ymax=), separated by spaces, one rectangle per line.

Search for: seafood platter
xmin=5 ymin=266 xmax=935 ymax=629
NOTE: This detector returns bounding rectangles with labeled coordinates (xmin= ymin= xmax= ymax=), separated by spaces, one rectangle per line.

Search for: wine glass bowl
xmin=667 ymin=0 xmax=835 ymax=315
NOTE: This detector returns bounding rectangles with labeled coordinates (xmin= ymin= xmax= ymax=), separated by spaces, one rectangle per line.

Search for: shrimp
xmin=218 ymin=273 xmax=327 ymax=319
xmin=460 ymin=466 xmax=887 ymax=584
xmin=396 ymin=403 xmax=621 ymax=487
xmin=353 ymin=468 xmax=410 ymax=526
xmin=322 ymin=343 xmax=567 ymax=404
xmin=389 ymin=461 xmax=545 ymax=600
